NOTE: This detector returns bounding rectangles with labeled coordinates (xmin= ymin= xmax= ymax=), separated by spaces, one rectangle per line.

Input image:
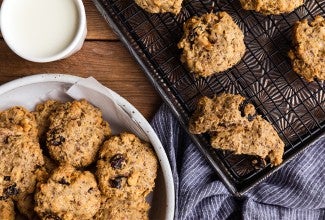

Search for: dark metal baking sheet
xmin=93 ymin=0 xmax=325 ymax=196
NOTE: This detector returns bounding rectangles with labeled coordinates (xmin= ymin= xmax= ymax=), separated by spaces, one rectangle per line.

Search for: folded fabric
xmin=151 ymin=104 xmax=325 ymax=220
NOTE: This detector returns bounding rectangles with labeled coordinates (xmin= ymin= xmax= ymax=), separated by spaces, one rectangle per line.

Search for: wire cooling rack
xmin=93 ymin=0 xmax=325 ymax=195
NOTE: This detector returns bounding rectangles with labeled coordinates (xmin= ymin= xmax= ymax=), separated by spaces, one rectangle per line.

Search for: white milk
xmin=1 ymin=0 xmax=79 ymax=58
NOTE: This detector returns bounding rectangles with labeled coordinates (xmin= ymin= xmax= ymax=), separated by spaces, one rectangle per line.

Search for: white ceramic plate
xmin=0 ymin=74 xmax=175 ymax=220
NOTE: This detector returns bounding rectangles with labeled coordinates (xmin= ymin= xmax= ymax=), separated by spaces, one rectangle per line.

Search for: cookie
xmin=93 ymin=196 xmax=150 ymax=220
xmin=0 ymin=199 xmax=15 ymax=220
xmin=0 ymin=106 xmax=38 ymax=140
xmin=288 ymin=15 xmax=325 ymax=82
xmin=46 ymin=99 xmax=111 ymax=167
xmin=33 ymin=100 xmax=62 ymax=139
xmin=34 ymin=164 xmax=101 ymax=220
xmin=189 ymin=94 xmax=284 ymax=166
xmin=134 ymin=0 xmax=182 ymax=14
xmin=240 ymin=0 xmax=303 ymax=15
xmin=96 ymin=133 xmax=158 ymax=200
xmin=189 ymin=94 xmax=247 ymax=134
xmin=0 ymin=128 xmax=44 ymax=200
xmin=178 ymin=12 xmax=245 ymax=77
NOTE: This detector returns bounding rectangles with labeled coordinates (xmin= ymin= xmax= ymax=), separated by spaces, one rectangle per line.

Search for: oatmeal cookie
xmin=0 ymin=199 xmax=15 ymax=220
xmin=33 ymin=100 xmax=62 ymax=139
xmin=240 ymin=0 xmax=304 ymax=15
xmin=93 ymin=196 xmax=150 ymax=220
xmin=178 ymin=12 xmax=245 ymax=77
xmin=34 ymin=164 xmax=101 ymax=220
xmin=189 ymin=94 xmax=284 ymax=166
xmin=46 ymin=99 xmax=111 ymax=167
xmin=96 ymin=133 xmax=158 ymax=200
xmin=288 ymin=15 xmax=325 ymax=82
xmin=189 ymin=94 xmax=247 ymax=134
xmin=0 ymin=106 xmax=38 ymax=140
xmin=0 ymin=128 xmax=44 ymax=200
xmin=134 ymin=0 xmax=183 ymax=14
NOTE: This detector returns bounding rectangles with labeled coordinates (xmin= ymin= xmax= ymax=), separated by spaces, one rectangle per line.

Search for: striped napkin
xmin=151 ymin=104 xmax=325 ymax=220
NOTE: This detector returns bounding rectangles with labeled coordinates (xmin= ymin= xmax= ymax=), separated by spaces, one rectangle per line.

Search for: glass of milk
xmin=0 ymin=0 xmax=87 ymax=62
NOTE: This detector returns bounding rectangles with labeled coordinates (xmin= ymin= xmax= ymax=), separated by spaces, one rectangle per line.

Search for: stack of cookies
xmin=0 ymin=99 xmax=158 ymax=220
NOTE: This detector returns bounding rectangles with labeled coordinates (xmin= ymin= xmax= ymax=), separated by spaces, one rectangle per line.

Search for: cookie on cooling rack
xmin=96 ymin=132 xmax=158 ymax=200
xmin=0 ymin=199 xmax=15 ymax=220
xmin=288 ymin=15 xmax=325 ymax=82
xmin=239 ymin=0 xmax=304 ymax=15
xmin=0 ymin=128 xmax=45 ymax=200
xmin=178 ymin=12 xmax=246 ymax=77
xmin=189 ymin=93 xmax=284 ymax=166
xmin=134 ymin=0 xmax=183 ymax=14
xmin=46 ymin=99 xmax=111 ymax=167
xmin=93 ymin=196 xmax=150 ymax=220
xmin=34 ymin=164 xmax=101 ymax=220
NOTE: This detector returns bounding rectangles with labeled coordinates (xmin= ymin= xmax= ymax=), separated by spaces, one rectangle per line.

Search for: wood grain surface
xmin=0 ymin=0 xmax=162 ymax=119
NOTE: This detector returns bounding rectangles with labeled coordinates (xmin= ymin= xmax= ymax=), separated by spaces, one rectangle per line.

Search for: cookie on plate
xmin=288 ymin=15 xmax=325 ymax=82
xmin=34 ymin=164 xmax=101 ymax=220
xmin=134 ymin=0 xmax=183 ymax=14
xmin=0 ymin=199 xmax=15 ymax=220
xmin=46 ymin=99 xmax=111 ymax=167
xmin=93 ymin=196 xmax=150 ymax=220
xmin=96 ymin=132 xmax=158 ymax=200
xmin=33 ymin=99 xmax=63 ymax=139
xmin=178 ymin=12 xmax=246 ymax=77
xmin=0 ymin=128 xmax=44 ymax=200
xmin=189 ymin=94 xmax=284 ymax=166
xmin=240 ymin=0 xmax=304 ymax=15
xmin=0 ymin=106 xmax=38 ymax=140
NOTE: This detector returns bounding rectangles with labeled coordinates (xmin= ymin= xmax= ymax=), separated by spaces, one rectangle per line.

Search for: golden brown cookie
xmin=0 ymin=128 xmax=44 ymax=200
xmin=240 ymin=0 xmax=303 ymax=15
xmin=46 ymin=99 xmax=111 ymax=167
xmin=0 ymin=199 xmax=15 ymax=220
xmin=178 ymin=12 xmax=246 ymax=77
xmin=34 ymin=164 xmax=101 ymax=220
xmin=288 ymin=15 xmax=325 ymax=82
xmin=0 ymin=106 xmax=38 ymax=140
xmin=134 ymin=0 xmax=183 ymax=14
xmin=93 ymin=196 xmax=150 ymax=220
xmin=189 ymin=94 xmax=284 ymax=166
xmin=33 ymin=100 xmax=62 ymax=139
xmin=96 ymin=133 xmax=158 ymax=200
xmin=189 ymin=94 xmax=247 ymax=134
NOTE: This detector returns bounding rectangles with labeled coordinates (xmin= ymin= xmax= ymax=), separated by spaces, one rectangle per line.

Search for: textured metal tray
xmin=93 ymin=0 xmax=325 ymax=196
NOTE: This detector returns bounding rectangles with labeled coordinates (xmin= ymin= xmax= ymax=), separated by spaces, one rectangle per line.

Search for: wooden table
xmin=0 ymin=0 xmax=162 ymax=120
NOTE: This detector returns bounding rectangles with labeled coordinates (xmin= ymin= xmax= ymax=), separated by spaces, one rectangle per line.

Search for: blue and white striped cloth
xmin=151 ymin=104 xmax=325 ymax=220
